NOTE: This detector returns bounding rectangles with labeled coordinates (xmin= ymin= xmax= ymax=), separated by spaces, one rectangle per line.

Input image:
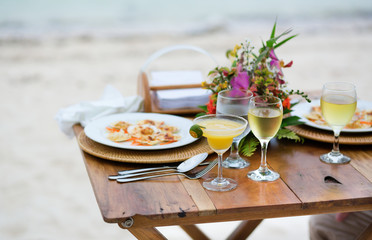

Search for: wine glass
xmin=216 ymin=89 xmax=253 ymax=169
xmin=247 ymin=96 xmax=283 ymax=182
xmin=193 ymin=114 xmax=247 ymax=191
xmin=320 ymin=82 xmax=357 ymax=164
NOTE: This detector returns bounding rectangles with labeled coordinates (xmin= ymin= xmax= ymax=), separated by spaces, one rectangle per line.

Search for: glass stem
xmin=332 ymin=130 xmax=341 ymax=155
xmin=259 ymin=140 xmax=269 ymax=173
xmin=217 ymin=153 xmax=224 ymax=181
xmin=229 ymin=140 xmax=240 ymax=159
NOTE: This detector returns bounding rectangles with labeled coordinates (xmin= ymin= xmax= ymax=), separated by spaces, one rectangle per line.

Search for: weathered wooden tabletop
xmin=73 ymin=124 xmax=372 ymax=239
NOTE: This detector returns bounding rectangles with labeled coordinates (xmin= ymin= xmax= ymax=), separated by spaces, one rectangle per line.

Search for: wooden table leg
xmin=127 ymin=227 xmax=167 ymax=240
xmin=226 ymin=220 xmax=263 ymax=240
xmin=180 ymin=225 xmax=210 ymax=240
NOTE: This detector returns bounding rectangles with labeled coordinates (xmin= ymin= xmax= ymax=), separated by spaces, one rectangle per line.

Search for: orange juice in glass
xmin=193 ymin=114 xmax=247 ymax=191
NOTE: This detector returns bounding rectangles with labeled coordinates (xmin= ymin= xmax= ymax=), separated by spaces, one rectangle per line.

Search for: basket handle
xmin=140 ymin=44 xmax=217 ymax=72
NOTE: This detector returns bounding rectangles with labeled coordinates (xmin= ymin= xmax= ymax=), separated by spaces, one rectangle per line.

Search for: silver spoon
xmin=109 ymin=152 xmax=208 ymax=180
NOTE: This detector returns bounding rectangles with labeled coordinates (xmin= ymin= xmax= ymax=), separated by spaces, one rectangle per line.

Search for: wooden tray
xmin=77 ymin=131 xmax=213 ymax=164
xmin=287 ymin=125 xmax=372 ymax=145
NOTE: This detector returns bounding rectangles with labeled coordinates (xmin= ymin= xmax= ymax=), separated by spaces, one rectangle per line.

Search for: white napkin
xmin=155 ymin=88 xmax=210 ymax=109
xmin=55 ymin=85 xmax=143 ymax=137
xmin=150 ymin=71 xmax=211 ymax=109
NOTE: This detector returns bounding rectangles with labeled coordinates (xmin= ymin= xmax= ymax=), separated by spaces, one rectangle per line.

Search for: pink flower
xmin=269 ymin=49 xmax=283 ymax=75
xmin=230 ymin=64 xmax=250 ymax=95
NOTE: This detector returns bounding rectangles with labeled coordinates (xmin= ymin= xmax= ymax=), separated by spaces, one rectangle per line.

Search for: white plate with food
xmin=84 ymin=113 xmax=197 ymax=150
xmin=292 ymin=100 xmax=372 ymax=133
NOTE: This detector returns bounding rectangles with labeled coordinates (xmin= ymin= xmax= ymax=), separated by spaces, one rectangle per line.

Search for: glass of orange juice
xmin=193 ymin=114 xmax=247 ymax=191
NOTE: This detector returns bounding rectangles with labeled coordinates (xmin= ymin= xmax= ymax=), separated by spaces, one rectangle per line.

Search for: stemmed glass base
xmin=222 ymin=157 xmax=250 ymax=169
xmin=320 ymin=152 xmax=351 ymax=164
xmin=247 ymin=168 xmax=280 ymax=182
xmin=203 ymin=177 xmax=237 ymax=192
xmin=222 ymin=128 xmax=251 ymax=169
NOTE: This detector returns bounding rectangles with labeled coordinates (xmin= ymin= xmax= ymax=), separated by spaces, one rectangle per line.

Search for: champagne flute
xmin=193 ymin=114 xmax=247 ymax=191
xmin=247 ymin=96 xmax=283 ymax=182
xmin=216 ymin=89 xmax=253 ymax=169
xmin=320 ymin=82 xmax=357 ymax=164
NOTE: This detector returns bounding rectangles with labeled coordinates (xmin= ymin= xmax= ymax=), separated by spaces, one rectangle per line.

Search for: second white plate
xmin=292 ymin=100 xmax=372 ymax=133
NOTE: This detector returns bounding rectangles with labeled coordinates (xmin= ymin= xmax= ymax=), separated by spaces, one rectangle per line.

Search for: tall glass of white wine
xmin=320 ymin=82 xmax=357 ymax=164
xmin=216 ymin=89 xmax=253 ymax=169
xmin=247 ymin=96 xmax=283 ymax=182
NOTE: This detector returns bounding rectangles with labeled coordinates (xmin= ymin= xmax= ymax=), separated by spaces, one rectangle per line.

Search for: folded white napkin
xmin=55 ymin=85 xmax=143 ymax=137
xmin=150 ymin=70 xmax=211 ymax=109
xmin=155 ymin=88 xmax=210 ymax=109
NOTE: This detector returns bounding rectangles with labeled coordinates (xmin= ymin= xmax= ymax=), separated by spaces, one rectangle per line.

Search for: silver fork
xmin=116 ymin=159 xmax=217 ymax=183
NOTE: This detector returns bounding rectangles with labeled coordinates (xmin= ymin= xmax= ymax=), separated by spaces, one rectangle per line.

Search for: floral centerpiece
xmin=199 ymin=21 xmax=311 ymax=156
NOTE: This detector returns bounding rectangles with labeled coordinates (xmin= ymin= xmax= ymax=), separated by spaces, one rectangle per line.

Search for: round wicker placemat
xmin=287 ymin=125 xmax=372 ymax=145
xmin=78 ymin=131 xmax=214 ymax=164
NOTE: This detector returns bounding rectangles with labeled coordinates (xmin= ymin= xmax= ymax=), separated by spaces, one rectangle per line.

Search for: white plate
xmin=84 ymin=113 xmax=197 ymax=150
xmin=292 ymin=100 xmax=372 ymax=133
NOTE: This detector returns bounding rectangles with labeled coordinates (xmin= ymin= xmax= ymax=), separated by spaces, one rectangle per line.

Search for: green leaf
xmin=254 ymin=47 xmax=270 ymax=68
xmin=270 ymin=21 xmax=277 ymax=39
xmin=281 ymin=115 xmax=304 ymax=127
xmin=283 ymin=108 xmax=292 ymax=115
xmin=276 ymin=128 xmax=304 ymax=143
xmin=266 ymin=39 xmax=275 ymax=48
xmin=290 ymin=101 xmax=300 ymax=108
xmin=274 ymin=34 xmax=298 ymax=49
xmin=195 ymin=112 xmax=206 ymax=117
xmin=198 ymin=105 xmax=208 ymax=111
xmin=226 ymin=49 xmax=232 ymax=58
xmin=232 ymin=61 xmax=237 ymax=68
xmin=239 ymin=132 xmax=260 ymax=157
xmin=267 ymin=28 xmax=294 ymax=49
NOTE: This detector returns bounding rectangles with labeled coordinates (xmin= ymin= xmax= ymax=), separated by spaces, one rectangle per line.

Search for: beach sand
xmin=1 ymin=27 xmax=371 ymax=239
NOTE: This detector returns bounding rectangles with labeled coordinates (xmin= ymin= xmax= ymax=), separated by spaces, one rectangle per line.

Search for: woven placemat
xmin=78 ymin=131 xmax=214 ymax=164
xmin=287 ymin=125 xmax=372 ymax=145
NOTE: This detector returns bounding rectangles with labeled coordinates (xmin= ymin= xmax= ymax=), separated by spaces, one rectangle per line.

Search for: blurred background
xmin=1 ymin=0 xmax=371 ymax=239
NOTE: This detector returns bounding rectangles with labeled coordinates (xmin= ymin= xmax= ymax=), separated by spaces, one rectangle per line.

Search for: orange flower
xmin=282 ymin=97 xmax=291 ymax=109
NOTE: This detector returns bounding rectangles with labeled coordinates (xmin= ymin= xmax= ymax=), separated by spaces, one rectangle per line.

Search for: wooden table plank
xmin=202 ymin=158 xmax=301 ymax=214
xmin=345 ymin=147 xmax=372 ymax=182
xmin=269 ymin=139 xmax=372 ymax=212
xmin=178 ymin=175 xmax=216 ymax=216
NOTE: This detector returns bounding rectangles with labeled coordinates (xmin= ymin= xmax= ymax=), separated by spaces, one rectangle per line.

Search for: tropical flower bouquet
xmin=199 ymin=22 xmax=311 ymax=156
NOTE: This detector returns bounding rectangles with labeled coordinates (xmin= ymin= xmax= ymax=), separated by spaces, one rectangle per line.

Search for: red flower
xmin=283 ymin=61 xmax=293 ymax=68
xmin=206 ymin=94 xmax=217 ymax=114
xmin=282 ymin=97 xmax=291 ymax=110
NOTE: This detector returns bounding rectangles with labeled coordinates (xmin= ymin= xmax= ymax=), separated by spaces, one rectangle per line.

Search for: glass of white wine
xmin=216 ymin=89 xmax=253 ymax=169
xmin=193 ymin=114 xmax=247 ymax=191
xmin=247 ymin=96 xmax=283 ymax=182
xmin=320 ymin=82 xmax=357 ymax=164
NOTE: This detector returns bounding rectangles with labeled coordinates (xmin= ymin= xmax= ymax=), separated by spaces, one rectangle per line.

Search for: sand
xmin=1 ymin=27 xmax=371 ymax=239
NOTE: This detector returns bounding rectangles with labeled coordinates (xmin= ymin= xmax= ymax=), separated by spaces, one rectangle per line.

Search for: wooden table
xmin=73 ymin=125 xmax=372 ymax=239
